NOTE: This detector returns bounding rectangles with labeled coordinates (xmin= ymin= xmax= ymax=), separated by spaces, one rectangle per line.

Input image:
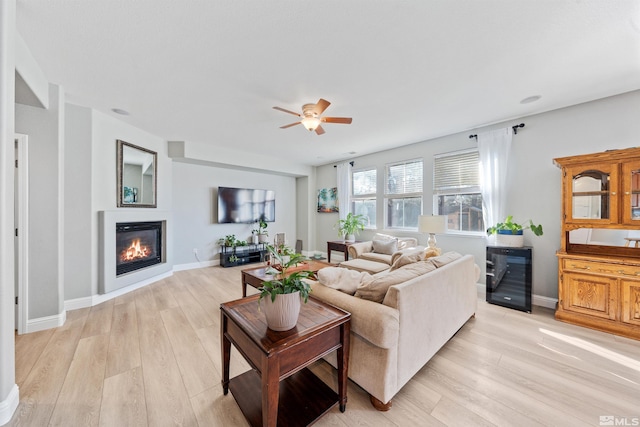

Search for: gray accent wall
xmin=15 ymin=83 xmax=65 ymax=319
xmin=90 ymin=109 xmax=172 ymax=296
xmin=171 ymin=161 xmax=297 ymax=266
xmin=64 ymin=104 xmax=92 ymax=300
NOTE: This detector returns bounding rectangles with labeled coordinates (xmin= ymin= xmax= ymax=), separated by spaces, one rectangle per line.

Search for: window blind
xmin=433 ymin=150 xmax=479 ymax=194
xmin=386 ymin=160 xmax=423 ymax=195
xmin=353 ymin=169 xmax=377 ymax=196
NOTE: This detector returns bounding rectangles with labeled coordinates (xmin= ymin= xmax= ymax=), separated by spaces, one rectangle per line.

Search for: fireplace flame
xmin=121 ymin=239 xmax=150 ymax=262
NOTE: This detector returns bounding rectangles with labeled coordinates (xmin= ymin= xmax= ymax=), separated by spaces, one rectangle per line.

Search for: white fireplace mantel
xmin=99 ymin=210 xmax=172 ymax=294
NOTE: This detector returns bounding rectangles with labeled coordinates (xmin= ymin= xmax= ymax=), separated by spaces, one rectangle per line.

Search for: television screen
xmin=217 ymin=187 xmax=275 ymax=223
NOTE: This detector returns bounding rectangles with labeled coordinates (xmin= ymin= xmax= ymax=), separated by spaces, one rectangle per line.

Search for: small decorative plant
xmin=487 ymin=216 xmax=543 ymax=236
xmin=258 ymin=219 xmax=268 ymax=235
xmin=335 ymin=212 xmax=366 ymax=240
xmin=258 ymin=245 xmax=312 ymax=305
xmin=217 ymin=234 xmax=237 ymax=247
xmin=256 ymin=218 xmax=269 ymax=243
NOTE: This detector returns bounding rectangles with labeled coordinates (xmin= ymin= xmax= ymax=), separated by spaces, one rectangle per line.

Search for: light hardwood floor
xmin=7 ymin=265 xmax=640 ymax=426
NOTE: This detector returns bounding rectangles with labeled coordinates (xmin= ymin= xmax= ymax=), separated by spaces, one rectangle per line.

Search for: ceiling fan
xmin=273 ymin=98 xmax=352 ymax=135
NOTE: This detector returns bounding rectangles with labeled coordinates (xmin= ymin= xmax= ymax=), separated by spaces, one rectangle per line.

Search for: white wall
xmin=313 ymin=90 xmax=640 ymax=301
xmin=171 ymin=161 xmax=297 ymax=266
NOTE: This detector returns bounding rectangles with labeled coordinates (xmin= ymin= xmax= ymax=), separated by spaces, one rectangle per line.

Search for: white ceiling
xmin=15 ymin=0 xmax=640 ymax=168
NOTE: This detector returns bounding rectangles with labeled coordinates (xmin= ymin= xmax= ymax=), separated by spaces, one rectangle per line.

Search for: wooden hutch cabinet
xmin=555 ymin=147 xmax=640 ymax=340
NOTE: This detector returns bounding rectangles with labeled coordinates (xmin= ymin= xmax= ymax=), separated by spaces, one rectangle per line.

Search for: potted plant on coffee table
xmin=335 ymin=212 xmax=366 ymax=242
xmin=487 ymin=215 xmax=543 ymax=247
xmin=258 ymin=244 xmax=312 ymax=331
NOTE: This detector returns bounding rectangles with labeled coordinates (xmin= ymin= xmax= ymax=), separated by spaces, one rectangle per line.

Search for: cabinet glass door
xmin=622 ymin=161 xmax=640 ymax=224
xmin=567 ymin=163 xmax=617 ymax=223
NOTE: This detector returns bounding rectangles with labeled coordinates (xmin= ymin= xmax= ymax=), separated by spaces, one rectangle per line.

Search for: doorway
xmin=14 ymin=134 xmax=28 ymax=334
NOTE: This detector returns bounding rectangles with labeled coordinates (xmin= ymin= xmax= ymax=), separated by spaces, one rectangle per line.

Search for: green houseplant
xmin=258 ymin=245 xmax=313 ymax=331
xmin=335 ymin=212 xmax=366 ymax=242
xmin=217 ymin=234 xmax=237 ymax=247
xmin=487 ymin=215 xmax=543 ymax=247
xmin=256 ymin=218 xmax=269 ymax=243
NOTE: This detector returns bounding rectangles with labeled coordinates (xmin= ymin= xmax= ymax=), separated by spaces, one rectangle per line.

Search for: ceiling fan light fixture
xmin=301 ymin=116 xmax=321 ymax=131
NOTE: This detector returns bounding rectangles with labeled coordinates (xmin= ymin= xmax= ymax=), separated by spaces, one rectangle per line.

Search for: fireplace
xmin=116 ymin=221 xmax=163 ymax=276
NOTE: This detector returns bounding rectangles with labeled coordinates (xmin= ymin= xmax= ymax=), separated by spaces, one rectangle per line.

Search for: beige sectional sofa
xmin=340 ymin=236 xmax=420 ymax=274
xmin=308 ymin=252 xmax=479 ymax=410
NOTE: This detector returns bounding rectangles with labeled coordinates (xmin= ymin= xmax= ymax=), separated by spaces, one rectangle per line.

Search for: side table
xmin=220 ymin=295 xmax=351 ymax=427
xmin=327 ymin=240 xmax=361 ymax=263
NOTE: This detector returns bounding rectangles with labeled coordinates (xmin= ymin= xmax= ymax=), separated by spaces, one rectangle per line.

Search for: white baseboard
xmin=475 ymin=283 xmax=558 ymax=310
xmin=173 ymin=259 xmax=218 ymax=271
xmin=0 ymin=384 xmax=19 ymax=426
xmin=25 ymin=310 xmax=66 ymax=334
xmin=64 ymin=271 xmax=174 ymax=311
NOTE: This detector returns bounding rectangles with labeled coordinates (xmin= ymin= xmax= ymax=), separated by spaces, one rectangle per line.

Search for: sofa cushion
xmin=389 ymin=252 xmax=422 ymax=271
xmin=373 ymin=232 xmax=397 ymax=242
xmin=360 ymin=252 xmax=393 ymax=265
xmin=355 ymin=260 xmax=437 ymax=303
xmin=429 ymin=251 xmax=463 ymax=268
xmin=372 ymin=238 xmax=398 ymax=255
xmin=317 ymin=267 xmax=373 ymax=295
xmin=339 ymin=258 xmax=390 ymax=275
xmin=373 ymin=233 xmax=417 ymax=250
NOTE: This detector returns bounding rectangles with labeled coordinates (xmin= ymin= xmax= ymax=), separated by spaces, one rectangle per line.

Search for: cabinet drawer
xmin=563 ymin=259 xmax=640 ymax=277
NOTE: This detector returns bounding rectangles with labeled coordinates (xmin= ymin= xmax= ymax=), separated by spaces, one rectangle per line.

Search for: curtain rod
xmin=469 ymin=123 xmax=525 ymax=140
xmin=334 ymin=161 xmax=355 ymax=168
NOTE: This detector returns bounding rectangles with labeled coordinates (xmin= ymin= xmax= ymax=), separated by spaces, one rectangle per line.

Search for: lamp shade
xmin=301 ymin=116 xmax=321 ymax=131
xmin=418 ymin=215 xmax=447 ymax=234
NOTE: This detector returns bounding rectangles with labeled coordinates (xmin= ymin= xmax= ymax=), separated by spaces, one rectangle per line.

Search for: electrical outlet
xmin=193 ymin=248 xmax=198 ymax=255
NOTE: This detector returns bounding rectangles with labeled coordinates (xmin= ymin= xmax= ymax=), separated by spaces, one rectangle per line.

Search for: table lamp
xmin=418 ymin=215 xmax=447 ymax=251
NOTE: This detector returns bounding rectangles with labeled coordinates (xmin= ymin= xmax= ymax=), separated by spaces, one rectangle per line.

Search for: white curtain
xmin=478 ymin=128 xmax=513 ymax=242
xmin=336 ymin=162 xmax=352 ymax=222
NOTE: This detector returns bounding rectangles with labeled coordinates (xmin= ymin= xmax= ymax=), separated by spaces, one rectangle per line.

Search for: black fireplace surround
xmin=116 ymin=221 xmax=163 ymax=276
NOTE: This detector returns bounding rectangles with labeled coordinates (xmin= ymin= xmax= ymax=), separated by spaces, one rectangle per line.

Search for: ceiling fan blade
xmin=280 ymin=121 xmax=301 ymax=129
xmin=315 ymin=125 xmax=326 ymax=135
xmin=322 ymin=117 xmax=353 ymax=124
xmin=313 ymin=99 xmax=331 ymax=115
xmin=273 ymin=106 xmax=301 ymax=117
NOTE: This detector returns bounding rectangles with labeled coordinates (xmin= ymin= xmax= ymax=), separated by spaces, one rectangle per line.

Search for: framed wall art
xmin=317 ymin=187 xmax=339 ymax=213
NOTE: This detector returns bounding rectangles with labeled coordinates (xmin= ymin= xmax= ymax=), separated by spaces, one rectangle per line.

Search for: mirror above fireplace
xmin=117 ymin=139 xmax=157 ymax=208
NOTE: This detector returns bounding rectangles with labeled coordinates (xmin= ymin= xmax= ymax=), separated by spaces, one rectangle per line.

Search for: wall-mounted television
xmin=217 ymin=186 xmax=275 ymax=224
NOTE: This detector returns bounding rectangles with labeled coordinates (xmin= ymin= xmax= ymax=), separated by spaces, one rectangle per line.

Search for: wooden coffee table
xmin=220 ymin=295 xmax=351 ymax=427
xmin=241 ymin=259 xmax=332 ymax=297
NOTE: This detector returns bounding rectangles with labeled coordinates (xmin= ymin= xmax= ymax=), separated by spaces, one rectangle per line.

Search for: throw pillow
xmin=389 ymin=252 xmax=422 ymax=271
xmin=355 ymin=260 xmax=436 ymax=302
xmin=373 ymin=232 xmax=396 ymax=242
xmin=372 ymin=238 xmax=398 ymax=255
xmin=317 ymin=267 xmax=373 ymax=295
xmin=422 ymin=247 xmax=442 ymax=260
xmin=429 ymin=251 xmax=463 ymax=268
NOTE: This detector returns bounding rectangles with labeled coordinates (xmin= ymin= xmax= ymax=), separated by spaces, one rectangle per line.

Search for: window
xmin=352 ymin=168 xmax=377 ymax=228
xmin=385 ymin=159 xmax=423 ymax=229
xmin=433 ymin=149 xmax=484 ymax=233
